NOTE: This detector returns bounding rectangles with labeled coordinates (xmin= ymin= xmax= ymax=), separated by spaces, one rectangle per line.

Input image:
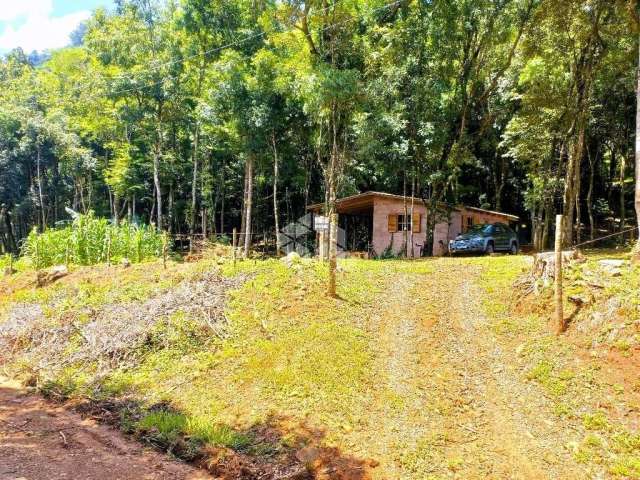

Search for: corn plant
xmin=22 ymin=212 xmax=168 ymax=268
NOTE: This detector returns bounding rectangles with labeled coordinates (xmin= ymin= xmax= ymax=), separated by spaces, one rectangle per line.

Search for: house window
xmin=463 ymin=215 xmax=474 ymax=232
xmin=388 ymin=213 xmax=421 ymax=233
xmin=397 ymin=214 xmax=412 ymax=232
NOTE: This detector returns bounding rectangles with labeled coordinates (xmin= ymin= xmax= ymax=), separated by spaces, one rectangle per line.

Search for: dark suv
xmin=449 ymin=222 xmax=518 ymax=255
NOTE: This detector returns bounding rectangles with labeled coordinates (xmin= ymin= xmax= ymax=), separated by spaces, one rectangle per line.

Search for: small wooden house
xmin=308 ymin=191 xmax=519 ymax=257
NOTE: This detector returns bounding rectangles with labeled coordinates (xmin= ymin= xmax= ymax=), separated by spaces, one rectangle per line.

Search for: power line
xmin=73 ymin=0 xmax=404 ymax=101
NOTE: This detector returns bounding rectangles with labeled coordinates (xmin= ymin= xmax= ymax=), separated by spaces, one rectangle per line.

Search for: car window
xmin=494 ymin=225 xmax=505 ymax=234
xmin=467 ymin=224 xmax=485 ymax=233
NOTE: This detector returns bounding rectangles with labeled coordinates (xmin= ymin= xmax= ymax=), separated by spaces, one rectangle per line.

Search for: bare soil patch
xmin=0 ymin=377 xmax=211 ymax=480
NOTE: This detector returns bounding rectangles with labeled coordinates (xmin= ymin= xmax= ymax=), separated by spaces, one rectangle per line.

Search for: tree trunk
xmin=190 ymin=125 xmax=199 ymax=241
xmin=210 ymin=162 xmax=219 ymax=236
xmin=410 ymin=174 xmax=415 ymax=258
xmin=243 ymin=154 xmax=254 ymax=257
xmin=202 ymin=207 xmax=207 ymax=238
xmin=620 ymin=153 xmax=627 ymax=234
xmin=304 ymin=155 xmax=311 ymax=210
xmin=327 ymin=104 xmax=339 ymax=298
xmin=219 ymin=164 xmax=225 ymax=235
xmin=168 ymin=183 xmax=174 ymax=234
xmin=52 ymin=158 xmax=59 ymax=224
xmin=561 ymin=140 xmax=576 ymax=246
xmin=153 ymin=103 xmax=164 ymax=231
xmin=542 ymin=200 xmax=551 ymax=250
xmin=587 ymin=148 xmax=595 ymax=240
xmin=150 ymin=189 xmax=155 ymax=225
xmin=153 ymin=145 xmax=163 ymax=231
xmin=327 ymin=179 xmax=338 ymax=297
xmin=114 ymin=195 xmax=121 ymax=224
xmin=272 ymin=133 xmax=282 ymax=255
xmin=403 ymin=171 xmax=408 ymax=256
xmin=1 ymin=206 xmax=17 ymax=253
xmin=636 ymin=32 xmax=640 ymax=253
xmin=240 ymin=160 xmax=248 ymax=239
xmin=494 ymin=151 xmax=506 ymax=211
xmin=531 ymin=208 xmax=540 ymax=251
xmin=574 ymin=139 xmax=583 ymax=245
xmin=36 ymin=145 xmax=46 ymax=231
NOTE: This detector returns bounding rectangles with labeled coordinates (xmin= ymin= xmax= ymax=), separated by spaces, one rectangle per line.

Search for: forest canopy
xmin=0 ymin=0 xmax=638 ymax=255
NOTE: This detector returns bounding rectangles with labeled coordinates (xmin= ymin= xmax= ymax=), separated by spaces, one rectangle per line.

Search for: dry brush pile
xmin=0 ymin=271 xmax=248 ymax=381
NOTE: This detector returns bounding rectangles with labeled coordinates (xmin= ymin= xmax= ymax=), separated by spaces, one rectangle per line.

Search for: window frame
xmin=397 ymin=214 xmax=413 ymax=232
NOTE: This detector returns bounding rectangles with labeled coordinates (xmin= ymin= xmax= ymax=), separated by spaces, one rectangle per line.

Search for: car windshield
xmin=467 ymin=224 xmax=493 ymax=234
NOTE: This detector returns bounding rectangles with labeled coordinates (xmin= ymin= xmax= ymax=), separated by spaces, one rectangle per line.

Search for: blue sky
xmin=0 ymin=0 xmax=114 ymax=54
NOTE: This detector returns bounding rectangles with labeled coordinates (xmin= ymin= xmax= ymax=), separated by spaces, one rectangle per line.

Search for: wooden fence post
xmin=318 ymin=230 xmax=325 ymax=261
xmin=555 ymin=214 xmax=565 ymax=334
xmin=232 ymin=228 xmax=237 ymax=269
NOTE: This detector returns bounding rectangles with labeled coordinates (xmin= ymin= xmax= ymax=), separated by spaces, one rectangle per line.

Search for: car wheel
xmin=485 ymin=242 xmax=494 ymax=255
xmin=510 ymin=242 xmax=518 ymax=255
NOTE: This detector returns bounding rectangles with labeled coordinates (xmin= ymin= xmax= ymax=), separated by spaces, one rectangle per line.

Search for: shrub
xmin=0 ymin=253 xmax=14 ymax=270
xmin=22 ymin=212 xmax=167 ymax=268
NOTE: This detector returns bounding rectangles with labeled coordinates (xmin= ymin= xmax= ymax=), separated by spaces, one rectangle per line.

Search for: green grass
xmin=525 ymin=360 xmax=574 ymax=397
xmin=583 ymin=411 xmax=610 ymax=431
xmin=610 ymin=456 xmax=640 ymax=477
xmin=135 ymin=410 xmax=252 ymax=452
xmin=137 ymin=410 xmax=187 ymax=445
xmin=3 ymin=252 xmax=639 ymax=477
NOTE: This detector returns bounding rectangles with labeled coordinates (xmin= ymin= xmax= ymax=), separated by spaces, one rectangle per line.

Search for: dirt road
xmin=348 ymin=259 xmax=588 ymax=479
xmin=0 ymin=377 xmax=211 ymax=480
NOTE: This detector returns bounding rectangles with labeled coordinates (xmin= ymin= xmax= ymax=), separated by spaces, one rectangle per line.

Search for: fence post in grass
xmin=232 ymin=228 xmax=237 ymax=269
xmin=554 ymin=214 xmax=565 ymax=334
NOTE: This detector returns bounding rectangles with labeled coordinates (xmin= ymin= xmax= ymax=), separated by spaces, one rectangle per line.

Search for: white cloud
xmin=0 ymin=0 xmax=53 ymax=22
xmin=0 ymin=0 xmax=91 ymax=53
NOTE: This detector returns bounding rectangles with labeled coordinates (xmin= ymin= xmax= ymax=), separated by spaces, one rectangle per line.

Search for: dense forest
xmin=0 ymin=0 xmax=639 ymax=256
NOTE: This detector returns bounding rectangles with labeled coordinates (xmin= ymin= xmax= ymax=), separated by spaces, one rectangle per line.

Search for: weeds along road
xmin=1 ymin=255 xmax=635 ymax=479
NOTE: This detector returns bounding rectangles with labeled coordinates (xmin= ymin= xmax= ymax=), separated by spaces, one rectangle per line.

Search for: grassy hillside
xmin=1 ymin=250 xmax=639 ymax=479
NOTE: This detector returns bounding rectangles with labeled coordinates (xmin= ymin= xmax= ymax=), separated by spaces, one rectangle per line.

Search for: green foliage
xmin=137 ymin=410 xmax=188 ymax=446
xmin=22 ymin=212 xmax=166 ymax=268
xmin=0 ymin=253 xmax=14 ymax=270
xmin=135 ymin=409 xmax=251 ymax=457
xmin=525 ymin=360 xmax=574 ymax=397
xmin=610 ymin=456 xmax=640 ymax=478
xmin=0 ymin=0 xmax=636 ymax=258
xmin=583 ymin=411 xmax=610 ymax=431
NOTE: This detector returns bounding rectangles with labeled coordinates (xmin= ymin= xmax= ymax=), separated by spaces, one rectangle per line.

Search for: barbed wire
xmin=60 ymin=0 xmax=404 ymax=102
xmin=572 ymin=226 xmax=637 ymax=249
